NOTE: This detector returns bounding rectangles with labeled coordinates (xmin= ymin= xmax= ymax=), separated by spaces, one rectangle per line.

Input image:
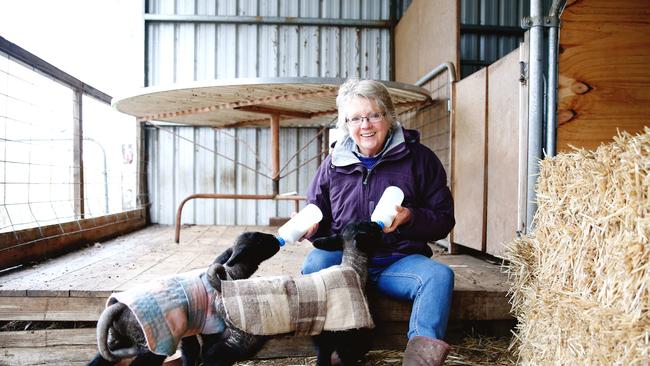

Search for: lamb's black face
xmin=312 ymin=221 xmax=382 ymax=255
xmin=226 ymin=232 xmax=280 ymax=267
xmin=341 ymin=221 xmax=382 ymax=255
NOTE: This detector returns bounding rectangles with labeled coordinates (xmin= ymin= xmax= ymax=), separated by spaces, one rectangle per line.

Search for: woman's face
xmin=344 ymin=96 xmax=390 ymax=157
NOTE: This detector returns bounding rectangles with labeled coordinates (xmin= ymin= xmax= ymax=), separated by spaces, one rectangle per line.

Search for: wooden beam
xmin=271 ymin=114 xmax=280 ymax=195
xmin=0 ymin=288 xmax=511 ymax=322
xmin=235 ymin=105 xmax=313 ymax=119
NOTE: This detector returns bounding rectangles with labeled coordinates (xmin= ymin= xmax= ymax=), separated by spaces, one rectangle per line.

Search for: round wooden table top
xmin=112 ymin=77 xmax=432 ymax=128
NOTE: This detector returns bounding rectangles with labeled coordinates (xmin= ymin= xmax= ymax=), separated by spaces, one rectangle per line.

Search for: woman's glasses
xmin=345 ymin=112 xmax=385 ymax=126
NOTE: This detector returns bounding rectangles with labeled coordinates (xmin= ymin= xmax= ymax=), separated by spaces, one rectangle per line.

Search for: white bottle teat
xmin=371 ymin=186 xmax=404 ymax=229
xmin=277 ymin=204 xmax=323 ymax=246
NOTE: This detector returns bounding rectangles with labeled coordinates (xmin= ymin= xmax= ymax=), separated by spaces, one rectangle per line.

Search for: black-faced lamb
xmin=86 ymin=231 xmax=280 ymax=366
xmin=208 ymin=221 xmax=382 ymax=366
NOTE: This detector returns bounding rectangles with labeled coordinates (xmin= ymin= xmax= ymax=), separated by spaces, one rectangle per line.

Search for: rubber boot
xmin=402 ymin=336 xmax=450 ymax=366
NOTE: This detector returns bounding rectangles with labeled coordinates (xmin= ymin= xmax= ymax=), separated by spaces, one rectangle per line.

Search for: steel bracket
xmin=521 ymin=15 xmax=560 ymax=29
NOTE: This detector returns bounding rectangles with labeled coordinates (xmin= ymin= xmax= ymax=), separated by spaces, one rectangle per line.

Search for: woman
xmin=302 ymin=78 xmax=455 ymax=366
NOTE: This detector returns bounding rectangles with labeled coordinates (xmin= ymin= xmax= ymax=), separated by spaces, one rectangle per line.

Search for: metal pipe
xmin=545 ymin=0 xmax=565 ymax=157
xmin=0 ymin=36 xmax=111 ymax=104
xmin=526 ymin=0 xmax=545 ymax=233
xmin=414 ymin=62 xmax=457 ymax=252
xmin=545 ymin=25 xmax=558 ymax=157
xmin=144 ymin=14 xmax=390 ymax=29
xmin=174 ymin=193 xmax=306 ymax=243
xmin=415 ymin=62 xmax=457 ymax=88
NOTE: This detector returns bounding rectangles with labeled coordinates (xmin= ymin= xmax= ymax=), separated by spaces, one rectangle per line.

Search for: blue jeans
xmin=301 ymin=249 xmax=454 ymax=340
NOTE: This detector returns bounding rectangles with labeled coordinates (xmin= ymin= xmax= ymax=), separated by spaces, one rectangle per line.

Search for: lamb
xmin=86 ymin=231 xmax=281 ymax=366
xmin=207 ymin=221 xmax=383 ymax=366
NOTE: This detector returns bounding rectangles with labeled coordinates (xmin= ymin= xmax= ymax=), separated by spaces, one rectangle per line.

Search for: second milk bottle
xmin=371 ymin=186 xmax=405 ymax=229
xmin=276 ymin=204 xmax=323 ymax=246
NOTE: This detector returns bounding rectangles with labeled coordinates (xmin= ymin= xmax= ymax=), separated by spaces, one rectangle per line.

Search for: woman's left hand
xmin=383 ymin=206 xmax=412 ymax=233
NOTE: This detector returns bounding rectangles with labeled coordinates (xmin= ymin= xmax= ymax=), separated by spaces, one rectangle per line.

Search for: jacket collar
xmin=331 ymin=123 xmax=407 ymax=167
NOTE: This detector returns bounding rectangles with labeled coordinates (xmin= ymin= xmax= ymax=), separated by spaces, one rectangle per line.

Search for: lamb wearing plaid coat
xmin=208 ymin=221 xmax=382 ymax=366
xmin=86 ymin=232 xmax=281 ymax=366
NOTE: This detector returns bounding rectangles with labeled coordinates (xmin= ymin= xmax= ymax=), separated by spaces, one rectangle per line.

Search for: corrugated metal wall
xmin=459 ymin=0 xmax=552 ymax=78
xmin=144 ymin=0 xmax=392 ymax=225
xmin=460 ymin=0 xmax=527 ymax=77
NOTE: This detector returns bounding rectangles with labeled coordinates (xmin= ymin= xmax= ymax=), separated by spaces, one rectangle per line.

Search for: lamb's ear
xmin=213 ymin=247 xmax=233 ymax=265
xmin=312 ymin=234 xmax=343 ymax=251
xmin=207 ymin=263 xmax=228 ymax=292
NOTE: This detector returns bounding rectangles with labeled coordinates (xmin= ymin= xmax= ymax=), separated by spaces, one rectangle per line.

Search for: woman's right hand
xmin=288 ymin=211 xmax=319 ymax=242
xmin=300 ymin=222 xmax=319 ymax=242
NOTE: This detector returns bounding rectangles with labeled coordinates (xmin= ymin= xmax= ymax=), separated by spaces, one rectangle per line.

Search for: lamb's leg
xmin=86 ymin=353 xmax=115 ymax=366
xmin=128 ymin=352 xmax=167 ymax=366
xmin=312 ymin=333 xmax=336 ymax=366
xmin=334 ymin=329 xmax=373 ymax=365
xmin=180 ymin=335 xmax=201 ymax=366
xmin=200 ymin=328 xmax=267 ymax=366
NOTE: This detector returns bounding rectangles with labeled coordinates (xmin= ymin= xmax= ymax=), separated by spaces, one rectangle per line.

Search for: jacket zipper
xmin=363 ymin=167 xmax=373 ymax=185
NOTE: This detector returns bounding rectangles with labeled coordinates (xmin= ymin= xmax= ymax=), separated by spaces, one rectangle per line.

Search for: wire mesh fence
xmin=0 ymin=47 xmax=139 ymax=236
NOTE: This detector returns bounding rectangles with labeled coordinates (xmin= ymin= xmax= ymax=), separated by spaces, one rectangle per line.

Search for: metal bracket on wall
xmin=519 ymin=61 xmax=529 ymax=85
xmin=521 ymin=15 xmax=560 ymax=29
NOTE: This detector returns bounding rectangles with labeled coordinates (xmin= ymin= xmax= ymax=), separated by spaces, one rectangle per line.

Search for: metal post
xmin=73 ymin=89 xmax=85 ymax=219
xmin=546 ymin=1 xmax=564 ymax=157
xmin=526 ymin=0 xmax=545 ymax=233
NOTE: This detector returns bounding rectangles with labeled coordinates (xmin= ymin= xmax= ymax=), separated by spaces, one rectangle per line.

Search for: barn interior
xmin=1 ymin=0 xmax=648 ymax=364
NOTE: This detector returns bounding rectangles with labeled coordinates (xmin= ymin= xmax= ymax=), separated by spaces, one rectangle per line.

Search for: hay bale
xmin=505 ymin=127 xmax=650 ymax=365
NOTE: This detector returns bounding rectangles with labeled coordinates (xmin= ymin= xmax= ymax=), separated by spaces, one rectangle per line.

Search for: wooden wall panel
xmin=486 ymin=50 xmax=521 ymax=258
xmin=557 ymin=0 xmax=650 ymax=151
xmin=452 ymin=68 xmax=487 ymax=252
xmin=395 ymin=0 xmax=459 ymax=84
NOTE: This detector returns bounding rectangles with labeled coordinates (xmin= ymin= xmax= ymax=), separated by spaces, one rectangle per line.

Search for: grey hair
xmin=335 ymin=79 xmax=397 ymax=136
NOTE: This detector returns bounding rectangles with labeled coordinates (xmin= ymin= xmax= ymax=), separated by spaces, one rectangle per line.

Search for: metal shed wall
xmin=144 ymin=0 xmax=392 ymax=225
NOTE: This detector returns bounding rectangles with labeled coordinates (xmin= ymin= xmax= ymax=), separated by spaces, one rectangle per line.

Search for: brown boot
xmin=402 ymin=336 xmax=450 ymax=366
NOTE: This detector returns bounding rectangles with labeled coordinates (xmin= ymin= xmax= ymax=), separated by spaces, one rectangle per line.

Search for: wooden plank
xmin=557 ymin=0 xmax=650 ymax=151
xmin=395 ymin=0 xmax=459 ymax=84
xmin=451 ymin=68 xmax=487 ymax=252
xmin=0 ymin=345 xmax=99 ymax=366
xmin=0 ymin=225 xmax=170 ymax=295
xmin=0 ymin=209 xmax=146 ymax=270
xmin=0 ymin=328 xmax=95 ymax=347
xmin=0 ymin=325 xmax=408 ymax=363
xmin=0 ymin=288 xmax=510 ymax=324
xmin=486 ymin=49 xmax=521 ymax=258
xmin=0 ymin=296 xmax=104 ymax=321
xmin=19 ymin=226 xmax=173 ymax=296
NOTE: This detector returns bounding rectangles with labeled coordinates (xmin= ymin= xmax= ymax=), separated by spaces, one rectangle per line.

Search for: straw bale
xmin=505 ymin=127 xmax=650 ymax=365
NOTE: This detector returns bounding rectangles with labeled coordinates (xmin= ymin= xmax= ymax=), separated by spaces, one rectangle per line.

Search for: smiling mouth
xmin=360 ymin=132 xmax=376 ymax=137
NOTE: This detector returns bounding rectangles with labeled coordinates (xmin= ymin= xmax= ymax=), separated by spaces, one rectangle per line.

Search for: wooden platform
xmin=0 ymin=225 xmax=513 ymax=365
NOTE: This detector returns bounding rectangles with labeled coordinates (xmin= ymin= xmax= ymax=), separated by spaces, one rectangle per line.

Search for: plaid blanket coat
xmin=221 ymin=265 xmax=374 ymax=336
xmin=107 ymin=268 xmax=225 ymax=356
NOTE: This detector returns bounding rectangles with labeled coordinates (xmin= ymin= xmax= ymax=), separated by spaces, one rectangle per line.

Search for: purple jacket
xmin=307 ymin=125 xmax=455 ymax=263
